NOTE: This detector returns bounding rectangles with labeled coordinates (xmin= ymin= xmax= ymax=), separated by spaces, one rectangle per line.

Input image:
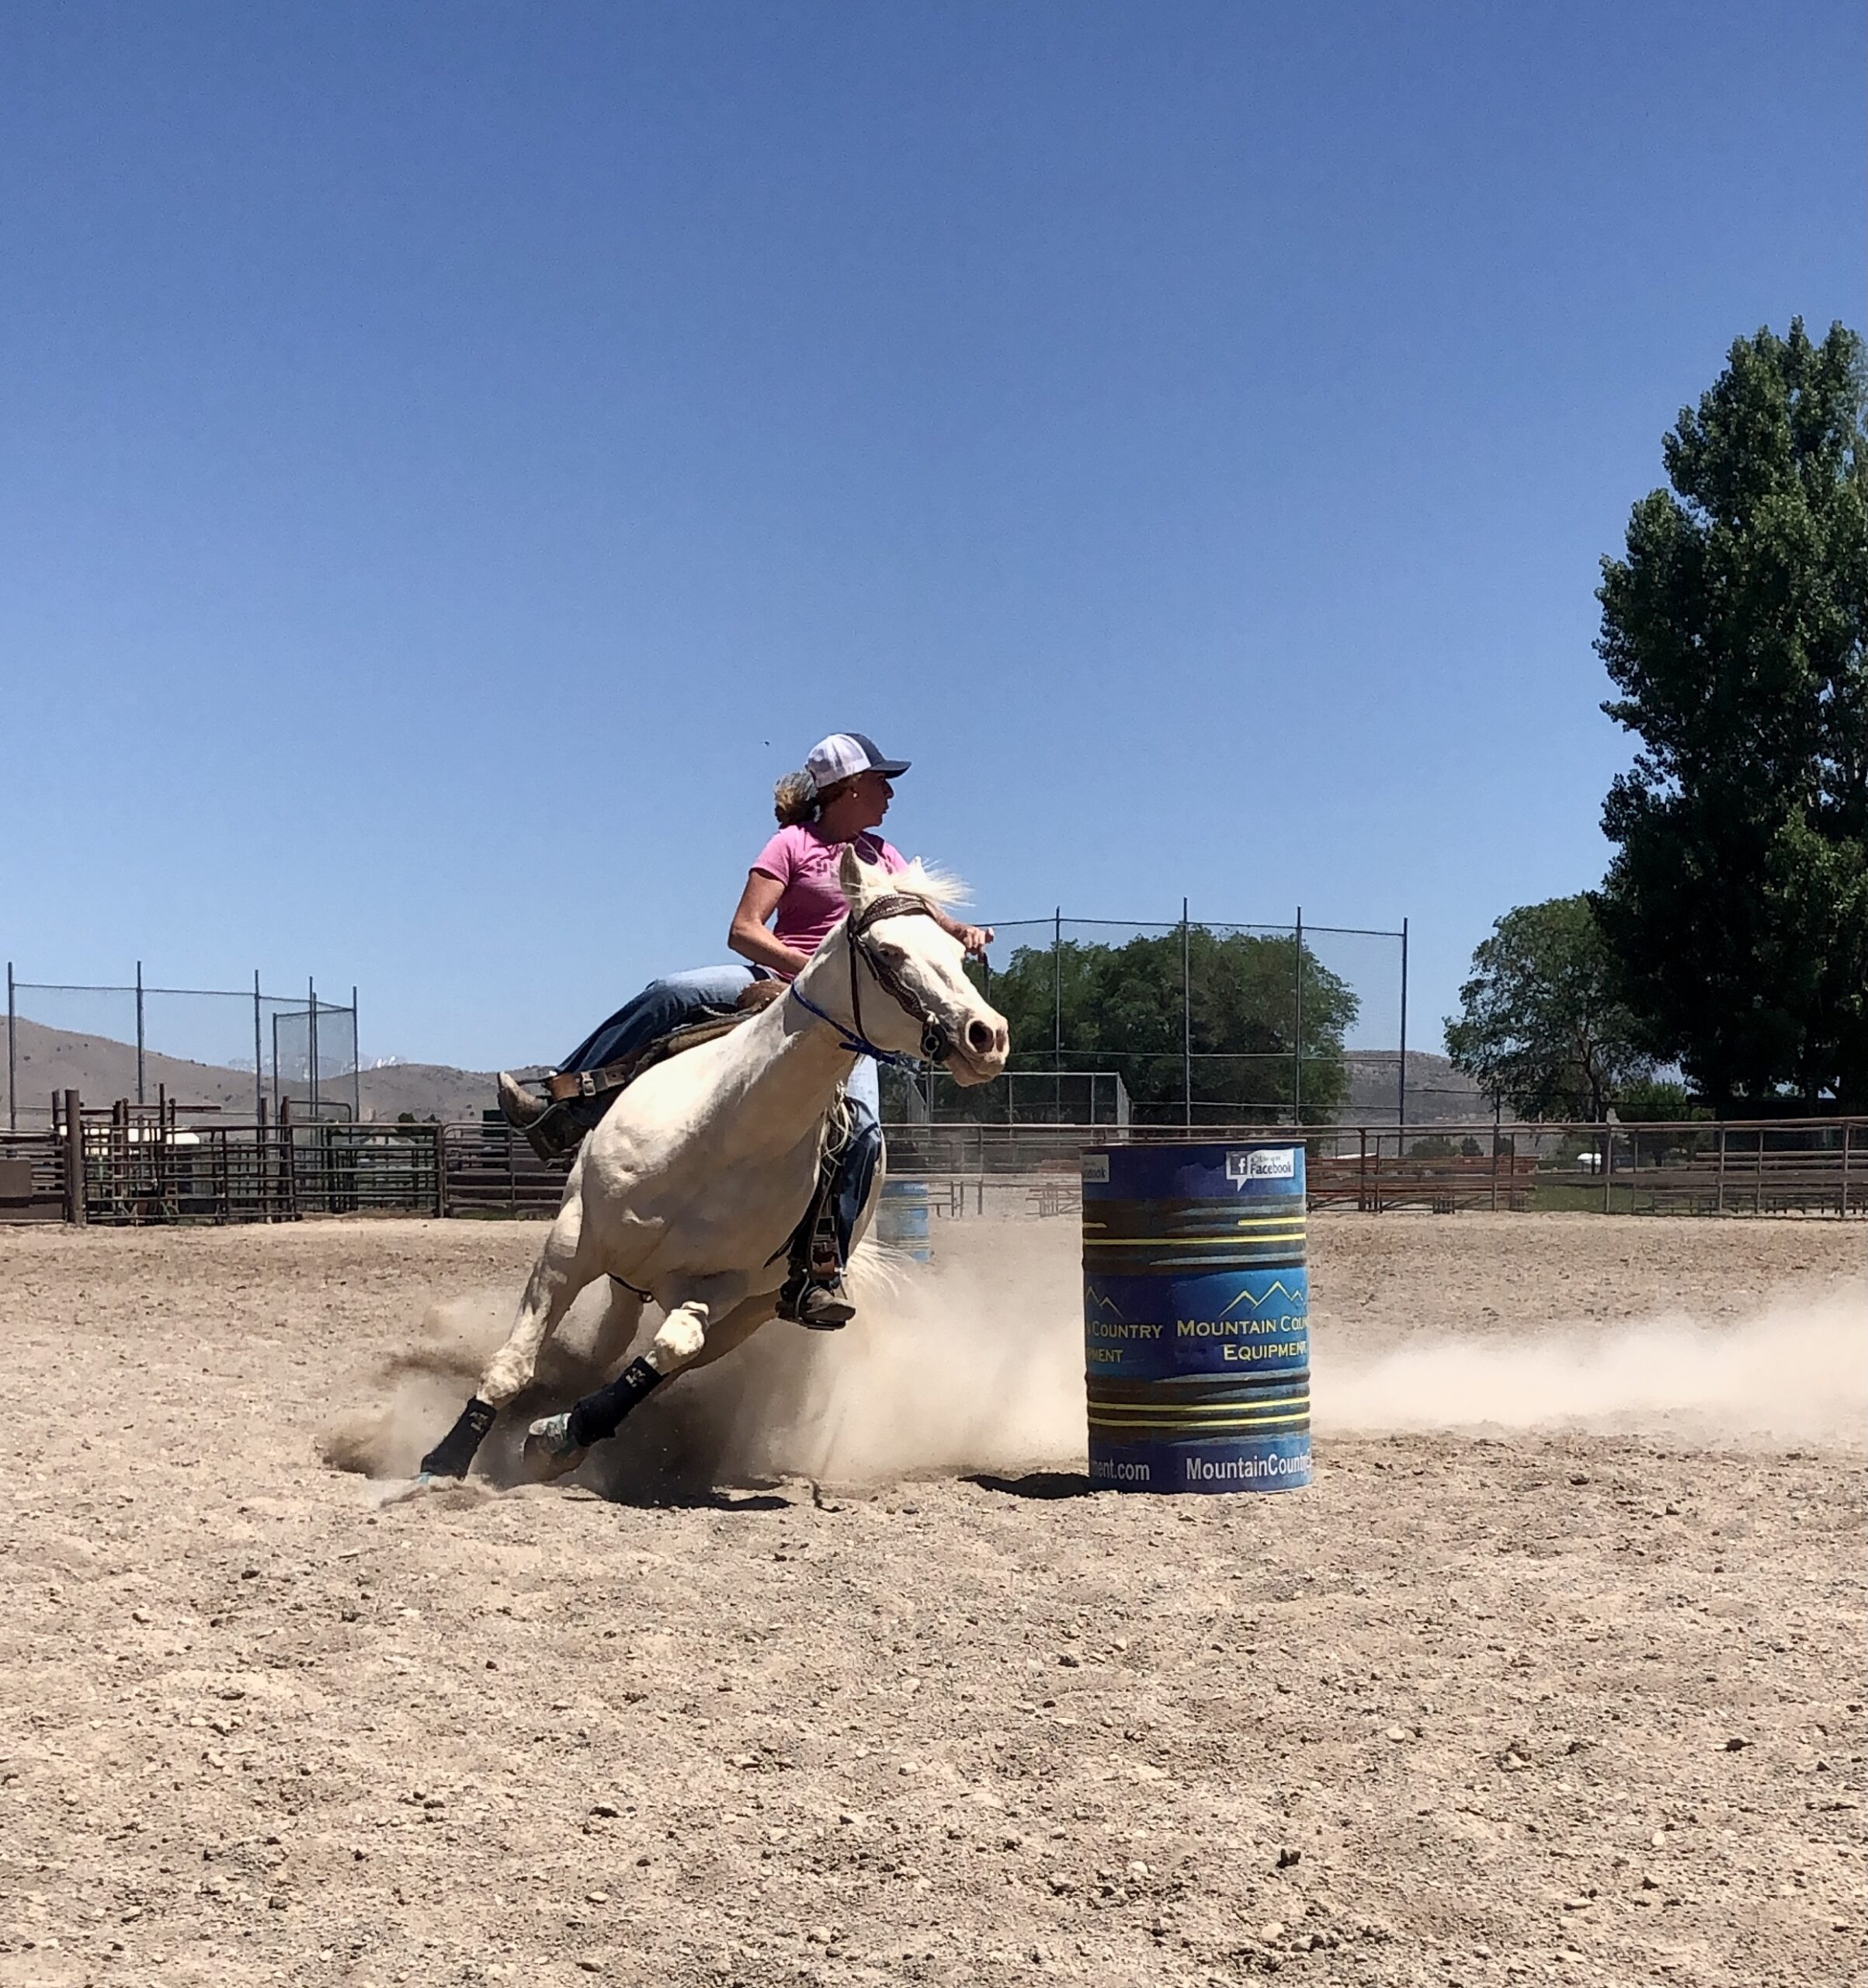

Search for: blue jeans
xmin=557 ymin=966 xmax=881 ymax=1270
xmin=559 ymin=964 xmax=759 ymax=1080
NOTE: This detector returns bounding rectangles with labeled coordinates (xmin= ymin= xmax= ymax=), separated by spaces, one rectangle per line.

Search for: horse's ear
xmin=837 ymin=844 xmax=870 ymax=905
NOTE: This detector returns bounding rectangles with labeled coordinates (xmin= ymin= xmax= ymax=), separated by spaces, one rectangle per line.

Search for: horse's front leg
xmin=418 ymin=1190 xmax=600 ymax=1480
xmin=522 ymin=1273 xmax=766 ymax=1479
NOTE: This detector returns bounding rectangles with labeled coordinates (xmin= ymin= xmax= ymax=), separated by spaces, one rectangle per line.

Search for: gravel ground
xmin=0 ymin=1211 xmax=1862 ymax=1988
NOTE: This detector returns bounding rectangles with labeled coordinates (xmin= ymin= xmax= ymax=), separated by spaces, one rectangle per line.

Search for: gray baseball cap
xmin=805 ymin=732 xmax=911 ymax=785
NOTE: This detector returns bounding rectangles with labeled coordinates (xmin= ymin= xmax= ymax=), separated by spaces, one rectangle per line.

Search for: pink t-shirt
xmin=751 ymin=824 xmax=907 ymax=967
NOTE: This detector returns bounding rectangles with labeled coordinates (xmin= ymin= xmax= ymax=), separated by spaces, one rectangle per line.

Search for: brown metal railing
xmin=17 ymin=1099 xmax=1863 ymax=1225
xmin=877 ymin=1117 xmax=1866 ymax=1218
xmin=43 ymin=1093 xmax=445 ymax=1225
xmin=0 ymin=1126 xmax=68 ymax=1222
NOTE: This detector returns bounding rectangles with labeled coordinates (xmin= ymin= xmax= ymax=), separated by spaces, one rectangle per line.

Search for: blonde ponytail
xmin=773 ymin=770 xmax=819 ymax=826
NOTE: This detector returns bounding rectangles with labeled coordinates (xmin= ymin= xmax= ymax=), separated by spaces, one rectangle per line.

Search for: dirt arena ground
xmin=1 ymin=1211 xmax=1862 ymax=1988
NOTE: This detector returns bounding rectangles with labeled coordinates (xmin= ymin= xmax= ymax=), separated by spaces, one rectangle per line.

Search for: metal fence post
xmin=135 ymin=960 xmax=145 ymax=1107
xmin=5 ymin=961 xmax=14 ymax=1131
xmin=1397 ymin=916 xmax=1409 ymax=1130
xmin=307 ymin=977 xmax=319 ymax=1117
xmin=1050 ymin=909 xmax=1061 ymax=1062
xmin=1293 ymin=906 xmax=1304 ymax=1127
xmin=279 ymin=1094 xmax=298 ymax=1221
xmin=1491 ymin=1093 xmax=1501 ymax=1211
xmin=1052 ymin=909 xmax=1062 ymax=1119
xmin=63 ymin=1090 xmax=85 ymax=1225
xmin=352 ymin=985 xmax=362 ymax=1123
xmin=1181 ymin=898 xmax=1192 ymax=1131
xmin=252 ymin=971 xmax=264 ymax=1122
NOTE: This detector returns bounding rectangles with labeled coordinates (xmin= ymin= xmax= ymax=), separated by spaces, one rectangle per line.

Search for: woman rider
xmin=496 ymin=732 xmax=992 ymax=1329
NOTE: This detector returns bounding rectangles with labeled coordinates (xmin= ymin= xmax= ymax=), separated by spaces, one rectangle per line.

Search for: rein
xmin=787 ymin=895 xmax=956 ymax=1071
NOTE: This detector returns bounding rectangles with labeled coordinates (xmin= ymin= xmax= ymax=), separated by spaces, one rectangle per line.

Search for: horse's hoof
xmin=418 ymin=1397 xmax=498 ymax=1479
xmin=522 ymin=1413 xmax=588 ymax=1482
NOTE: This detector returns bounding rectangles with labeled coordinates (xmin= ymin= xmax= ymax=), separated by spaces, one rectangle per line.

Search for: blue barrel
xmin=1082 ymin=1141 xmax=1309 ymax=1493
xmin=877 ymin=1178 xmax=932 ymax=1263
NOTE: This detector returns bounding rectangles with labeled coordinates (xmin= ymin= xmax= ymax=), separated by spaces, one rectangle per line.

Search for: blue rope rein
xmin=786 ymin=980 xmax=925 ymax=1071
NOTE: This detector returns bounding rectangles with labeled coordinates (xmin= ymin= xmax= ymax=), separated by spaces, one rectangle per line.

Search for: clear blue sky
xmin=2 ymin=2 xmax=1860 ymax=1071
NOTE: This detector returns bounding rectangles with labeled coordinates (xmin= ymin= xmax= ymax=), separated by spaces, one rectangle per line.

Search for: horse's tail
xmin=845 ymin=1232 xmax=916 ymax=1306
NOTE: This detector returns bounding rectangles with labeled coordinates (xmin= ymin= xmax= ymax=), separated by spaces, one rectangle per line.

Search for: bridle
xmin=787 ymin=895 xmax=957 ymax=1072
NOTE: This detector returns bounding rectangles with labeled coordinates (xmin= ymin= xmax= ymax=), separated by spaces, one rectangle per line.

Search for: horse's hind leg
xmin=525 ymin=1274 xmax=762 ymax=1477
xmin=515 ymin=1278 xmax=645 ymax=1479
xmin=530 ymin=1298 xmax=709 ymax=1466
xmin=418 ymin=1199 xmax=599 ymax=1479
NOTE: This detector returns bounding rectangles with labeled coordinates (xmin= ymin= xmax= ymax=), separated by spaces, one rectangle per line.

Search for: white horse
xmin=415 ymin=850 xmax=1009 ymax=1484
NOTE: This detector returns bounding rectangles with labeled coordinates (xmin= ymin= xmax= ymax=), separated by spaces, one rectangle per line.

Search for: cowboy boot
xmin=497 ymin=1070 xmax=552 ymax=1129
xmin=497 ymin=1072 xmax=587 ymax=1163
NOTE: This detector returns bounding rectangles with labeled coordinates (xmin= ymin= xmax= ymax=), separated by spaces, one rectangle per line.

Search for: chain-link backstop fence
xmin=955 ymin=908 xmax=1412 ymax=1127
xmin=5 ymin=965 xmax=361 ymax=1128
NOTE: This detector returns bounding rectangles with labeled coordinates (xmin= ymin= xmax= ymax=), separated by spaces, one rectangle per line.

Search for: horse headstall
xmin=846 ymin=894 xmax=955 ymax=1068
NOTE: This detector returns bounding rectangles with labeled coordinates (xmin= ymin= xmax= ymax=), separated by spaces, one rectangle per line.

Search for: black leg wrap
xmin=567 ymin=1357 xmax=665 ymax=1449
xmin=419 ymin=1396 xmax=498 ymax=1479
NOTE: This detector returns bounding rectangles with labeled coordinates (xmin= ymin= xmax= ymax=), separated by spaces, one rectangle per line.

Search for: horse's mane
xmin=884 ymin=858 xmax=969 ymax=910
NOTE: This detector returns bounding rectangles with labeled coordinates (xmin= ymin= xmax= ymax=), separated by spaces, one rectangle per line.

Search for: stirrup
xmin=522 ymin=1107 xmax=586 ymax=1165
xmin=779 ymin=1277 xmax=855 ymax=1331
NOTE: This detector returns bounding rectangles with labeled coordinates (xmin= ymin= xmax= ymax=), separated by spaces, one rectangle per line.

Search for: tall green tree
xmin=1444 ymin=896 xmax=1653 ymax=1119
xmin=1594 ymin=319 xmax=1868 ymax=1109
xmin=956 ymin=928 xmax=1358 ymax=1122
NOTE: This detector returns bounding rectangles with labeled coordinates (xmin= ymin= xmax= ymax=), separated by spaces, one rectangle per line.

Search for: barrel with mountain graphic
xmin=1081 ymin=1141 xmax=1311 ymax=1493
xmin=877 ymin=1178 xmax=932 ymax=1262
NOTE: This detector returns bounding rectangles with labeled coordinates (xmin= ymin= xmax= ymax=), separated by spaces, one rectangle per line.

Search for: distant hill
xmin=1342 ymin=1048 xmax=1487 ymax=1124
xmin=355 ymin=1059 xmax=508 ymax=1123
xmin=0 ymin=1015 xmax=503 ymax=1124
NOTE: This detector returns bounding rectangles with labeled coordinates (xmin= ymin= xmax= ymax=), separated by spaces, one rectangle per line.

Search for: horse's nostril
xmin=967 ymin=1019 xmax=996 ymax=1054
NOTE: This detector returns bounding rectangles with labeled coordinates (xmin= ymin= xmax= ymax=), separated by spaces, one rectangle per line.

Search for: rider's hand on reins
xmin=958 ymin=924 xmax=994 ymax=958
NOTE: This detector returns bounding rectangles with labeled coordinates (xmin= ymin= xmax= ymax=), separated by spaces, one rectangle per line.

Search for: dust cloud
xmin=318 ymin=1284 xmax=588 ymax=1483
xmin=691 ymin=1233 xmax=1084 ymax=1486
xmin=319 ymin=1231 xmax=1086 ymax=1495
xmin=1315 ymin=1289 xmax=1868 ymax=1448
xmin=323 ymin=1226 xmax=1866 ymax=1495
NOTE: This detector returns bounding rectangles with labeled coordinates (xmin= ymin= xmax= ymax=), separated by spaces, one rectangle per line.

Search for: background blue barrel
xmin=877 ymin=1178 xmax=932 ymax=1263
xmin=1082 ymin=1141 xmax=1309 ymax=1493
